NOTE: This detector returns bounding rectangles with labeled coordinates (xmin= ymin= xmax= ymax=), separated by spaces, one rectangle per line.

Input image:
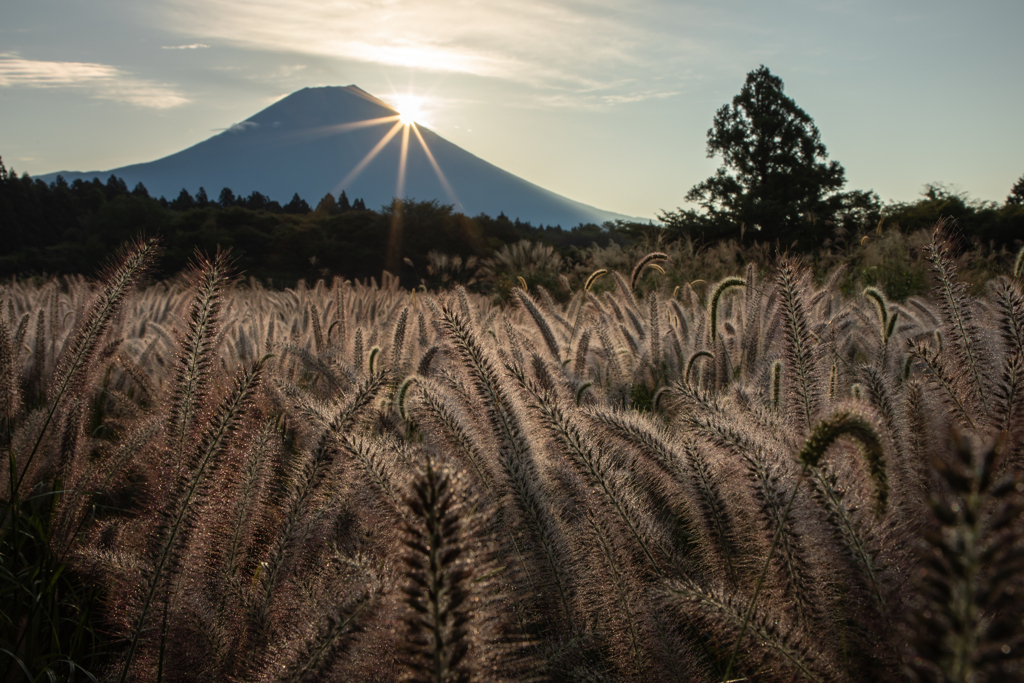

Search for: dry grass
xmin=2 ymin=224 xmax=1023 ymax=681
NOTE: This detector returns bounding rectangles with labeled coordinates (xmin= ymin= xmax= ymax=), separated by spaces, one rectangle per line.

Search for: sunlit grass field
xmin=2 ymin=226 xmax=1022 ymax=682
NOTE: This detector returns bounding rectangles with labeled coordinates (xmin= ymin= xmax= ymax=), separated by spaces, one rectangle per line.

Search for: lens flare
xmin=328 ymin=90 xmax=457 ymax=215
xmin=393 ymin=95 xmax=425 ymax=126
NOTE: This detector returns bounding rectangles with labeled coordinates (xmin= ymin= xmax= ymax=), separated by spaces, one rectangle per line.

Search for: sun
xmin=393 ymin=94 xmax=426 ymax=126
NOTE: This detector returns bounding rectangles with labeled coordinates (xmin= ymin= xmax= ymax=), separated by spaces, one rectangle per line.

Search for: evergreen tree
xmin=244 ymin=191 xmax=269 ymax=211
xmin=132 ymin=182 xmax=151 ymax=199
xmin=105 ymin=175 xmax=129 ymax=199
xmin=1008 ymin=175 xmax=1024 ymax=206
xmin=195 ymin=187 xmax=211 ymax=208
xmin=352 ymin=197 xmax=366 ymax=211
xmin=170 ymin=188 xmax=195 ymax=212
xmin=283 ymin=192 xmax=311 ymax=214
xmin=218 ymin=187 xmax=237 ymax=208
xmin=315 ymin=193 xmax=339 ymax=215
xmin=339 ymin=190 xmax=352 ymax=212
xmin=665 ymin=65 xmax=847 ymax=248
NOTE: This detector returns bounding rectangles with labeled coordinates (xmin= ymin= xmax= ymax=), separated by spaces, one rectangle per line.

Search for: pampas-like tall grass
xmin=903 ymin=432 xmax=1024 ymax=682
xmin=5 ymin=224 xmax=1024 ymax=681
xmin=1 ymin=238 xmax=159 ymax=682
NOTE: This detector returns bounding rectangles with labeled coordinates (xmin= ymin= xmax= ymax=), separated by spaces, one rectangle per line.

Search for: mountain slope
xmin=39 ymin=86 xmax=636 ymax=227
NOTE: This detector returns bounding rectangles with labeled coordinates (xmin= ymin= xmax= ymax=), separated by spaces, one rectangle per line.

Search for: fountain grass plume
xmin=437 ymin=301 xmax=576 ymax=626
xmin=771 ymin=359 xmax=783 ymax=413
xmin=630 ymin=252 xmax=668 ymax=291
xmin=392 ymin=306 xmax=409 ymax=370
xmin=992 ymin=349 xmax=1024 ymax=436
xmin=686 ymin=350 xmax=714 ymax=386
xmin=926 ymin=221 xmax=990 ymax=414
xmin=339 ymin=434 xmax=409 ymax=522
xmin=368 ymin=345 xmax=381 ymax=375
xmin=573 ymin=328 xmax=590 ymax=377
xmin=0 ymin=313 xmax=19 ymax=438
xmin=399 ymin=456 xmax=481 ymax=682
xmin=708 ymin=276 xmax=746 ymax=345
xmin=251 ymin=370 xmax=389 ymax=640
xmin=10 ymin=237 xmax=158 ymax=508
xmin=990 ymin=277 xmax=1024 ymax=357
xmin=397 ymin=375 xmax=419 ymax=422
xmin=904 ymin=432 xmax=1024 ymax=682
xmin=514 ymin=288 xmax=560 ymax=363
xmin=777 ymin=257 xmax=823 ymax=436
xmin=588 ymin=406 xmax=741 ymax=585
xmin=663 ymin=576 xmax=835 ymax=683
xmin=118 ymin=355 xmax=266 ymax=683
xmin=584 ymin=269 xmax=608 ymax=293
xmin=167 ymin=249 xmax=231 ymax=471
xmin=413 ymin=380 xmax=496 ymax=491
xmin=909 ymin=338 xmax=977 ymax=432
xmin=797 ymin=407 xmax=888 ymax=515
xmin=512 ymin=363 xmax=664 ymax=576
xmin=309 ymin=303 xmax=324 ymax=353
xmin=647 ymin=291 xmax=661 ymax=374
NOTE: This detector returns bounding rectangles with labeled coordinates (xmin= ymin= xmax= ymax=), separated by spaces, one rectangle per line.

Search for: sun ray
xmin=332 ymin=120 xmax=404 ymax=196
xmin=411 ymin=124 xmax=461 ymax=210
xmin=319 ymin=115 xmax=401 ymax=135
xmin=269 ymin=115 xmax=401 ymax=145
xmin=393 ymin=95 xmax=426 ymax=126
xmin=396 ymin=121 xmax=411 ymax=199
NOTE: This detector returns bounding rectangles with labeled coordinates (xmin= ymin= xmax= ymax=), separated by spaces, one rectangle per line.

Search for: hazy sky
xmin=1 ymin=0 xmax=1021 ymax=220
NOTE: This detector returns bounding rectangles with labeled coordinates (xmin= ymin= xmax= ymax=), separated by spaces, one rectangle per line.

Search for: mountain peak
xmin=38 ymin=86 xmax=637 ymax=226
xmin=242 ymin=85 xmax=397 ymax=131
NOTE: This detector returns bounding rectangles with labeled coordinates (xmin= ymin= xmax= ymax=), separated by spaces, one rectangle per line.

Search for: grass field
xmin=2 ymin=225 xmax=1022 ymax=682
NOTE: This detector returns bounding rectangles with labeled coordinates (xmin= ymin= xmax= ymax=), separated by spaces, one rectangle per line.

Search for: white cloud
xmin=224 ymin=120 xmax=259 ymax=133
xmin=157 ymin=0 xmax=699 ymax=102
xmin=162 ymin=43 xmax=210 ymax=49
xmin=0 ymin=54 xmax=188 ymax=108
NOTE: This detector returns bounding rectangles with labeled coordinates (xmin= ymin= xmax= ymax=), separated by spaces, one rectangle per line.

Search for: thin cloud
xmin=223 ymin=121 xmax=259 ymax=133
xmin=162 ymin=43 xmax=210 ymax=50
xmin=601 ymin=90 xmax=679 ymax=105
xmin=158 ymin=0 xmax=699 ymax=99
xmin=0 ymin=54 xmax=188 ymax=108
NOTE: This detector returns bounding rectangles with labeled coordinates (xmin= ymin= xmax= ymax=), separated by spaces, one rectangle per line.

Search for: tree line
xmin=2 ymin=64 xmax=1022 ymax=285
xmin=0 ymin=163 xmax=635 ymax=285
xmin=659 ymin=65 xmax=1024 ymax=250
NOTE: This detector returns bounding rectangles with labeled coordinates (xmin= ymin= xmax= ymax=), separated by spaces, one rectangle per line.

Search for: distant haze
xmin=38 ymin=86 xmax=637 ymax=228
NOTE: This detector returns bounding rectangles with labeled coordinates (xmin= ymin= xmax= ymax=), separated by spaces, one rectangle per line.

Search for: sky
xmin=1 ymin=0 xmax=1022 ymax=221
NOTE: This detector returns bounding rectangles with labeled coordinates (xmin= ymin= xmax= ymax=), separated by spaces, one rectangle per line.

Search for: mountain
xmin=38 ymin=86 xmax=637 ymax=227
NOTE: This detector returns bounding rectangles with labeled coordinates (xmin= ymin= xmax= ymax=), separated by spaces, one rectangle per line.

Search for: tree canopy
xmin=662 ymin=65 xmax=853 ymax=249
xmin=1008 ymin=174 xmax=1024 ymax=206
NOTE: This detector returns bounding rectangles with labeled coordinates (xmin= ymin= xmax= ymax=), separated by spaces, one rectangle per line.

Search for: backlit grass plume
xmin=5 ymin=225 xmax=1024 ymax=682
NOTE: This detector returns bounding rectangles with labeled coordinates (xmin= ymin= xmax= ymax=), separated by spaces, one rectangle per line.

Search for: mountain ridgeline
xmin=36 ymin=86 xmax=635 ymax=228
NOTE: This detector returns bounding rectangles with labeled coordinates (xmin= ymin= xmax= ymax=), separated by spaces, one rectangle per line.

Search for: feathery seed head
xmin=798 ymin=408 xmax=888 ymax=514
xmin=630 ymin=252 xmax=668 ymax=290
xmin=584 ymin=269 xmax=608 ymax=293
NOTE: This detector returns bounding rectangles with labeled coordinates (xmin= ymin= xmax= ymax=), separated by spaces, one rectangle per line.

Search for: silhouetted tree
xmin=218 ymin=187 xmax=237 ymax=208
xmin=170 ymin=188 xmax=195 ymax=212
xmin=283 ymin=192 xmax=311 ymax=214
xmin=315 ymin=193 xmax=339 ymax=215
xmin=244 ymin=191 xmax=268 ymax=212
xmin=352 ymin=197 xmax=366 ymax=211
xmin=195 ymin=187 xmax=211 ymax=208
xmin=1008 ymin=175 xmax=1024 ymax=206
xmin=132 ymin=182 xmax=151 ymax=199
xmin=104 ymin=175 xmax=128 ymax=199
xmin=664 ymin=65 xmax=847 ymax=249
xmin=339 ymin=190 xmax=352 ymax=212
